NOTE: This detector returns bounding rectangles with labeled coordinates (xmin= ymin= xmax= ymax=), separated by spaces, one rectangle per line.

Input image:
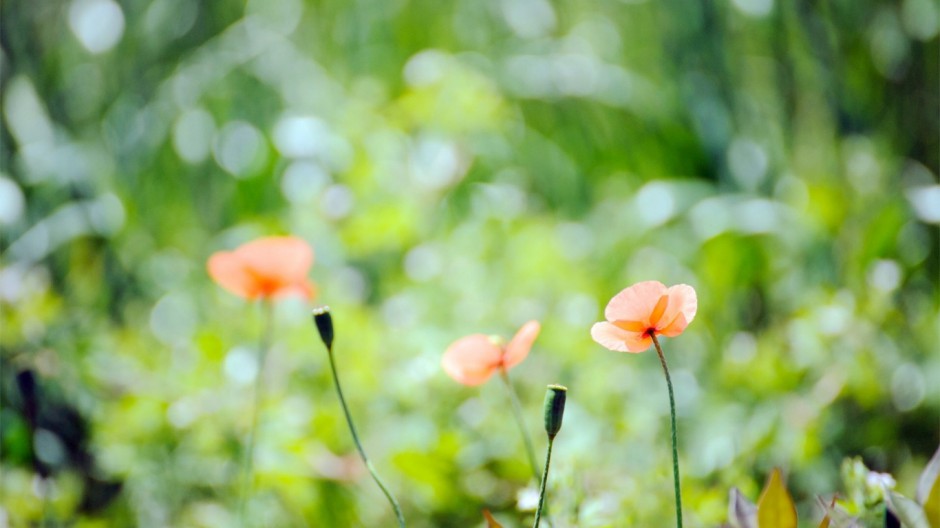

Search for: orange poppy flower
xmin=442 ymin=320 xmax=540 ymax=386
xmin=207 ymin=236 xmax=316 ymax=300
xmin=591 ymin=281 xmax=697 ymax=353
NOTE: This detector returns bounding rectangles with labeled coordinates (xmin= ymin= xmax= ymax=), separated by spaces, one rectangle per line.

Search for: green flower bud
xmin=312 ymin=306 xmax=334 ymax=351
xmin=543 ymin=384 xmax=567 ymax=439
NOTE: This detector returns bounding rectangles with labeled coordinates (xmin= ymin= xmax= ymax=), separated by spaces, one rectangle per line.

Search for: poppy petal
xmin=504 ymin=320 xmax=540 ymax=369
xmin=208 ymin=252 xmax=258 ymax=299
xmin=236 ymin=236 xmax=314 ymax=289
xmin=270 ymin=279 xmax=318 ymax=301
xmin=442 ymin=334 xmax=502 ymax=386
xmin=658 ymin=314 xmax=689 ymax=337
xmin=604 ymin=281 xmax=668 ymax=326
xmin=657 ymin=284 xmax=697 ymax=336
xmin=590 ymin=321 xmax=651 ymax=353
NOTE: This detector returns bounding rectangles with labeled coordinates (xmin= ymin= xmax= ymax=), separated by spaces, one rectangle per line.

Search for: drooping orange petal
xmin=656 ymin=284 xmax=698 ymax=337
xmin=503 ymin=320 xmax=540 ymax=369
xmin=208 ymin=251 xmax=258 ymax=299
xmin=604 ymin=281 xmax=668 ymax=326
xmin=442 ymin=334 xmax=503 ymax=386
xmin=590 ymin=321 xmax=651 ymax=353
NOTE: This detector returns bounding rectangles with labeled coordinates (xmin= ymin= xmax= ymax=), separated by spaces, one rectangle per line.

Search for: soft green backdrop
xmin=1 ymin=0 xmax=938 ymax=526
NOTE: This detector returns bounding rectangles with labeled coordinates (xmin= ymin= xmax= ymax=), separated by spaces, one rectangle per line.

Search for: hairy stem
xmin=651 ymin=333 xmax=683 ymax=528
xmin=326 ymin=347 xmax=405 ymax=527
xmin=532 ymin=438 xmax=554 ymax=528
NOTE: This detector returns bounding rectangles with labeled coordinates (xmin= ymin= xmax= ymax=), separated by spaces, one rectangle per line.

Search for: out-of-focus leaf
xmin=757 ymin=468 xmax=797 ymax=528
xmin=483 ymin=509 xmax=504 ymax=528
xmin=926 ymin=486 xmax=940 ymax=528
xmin=728 ymin=487 xmax=758 ymax=528
xmin=916 ymin=445 xmax=940 ymax=528
xmin=885 ymin=491 xmax=930 ymax=528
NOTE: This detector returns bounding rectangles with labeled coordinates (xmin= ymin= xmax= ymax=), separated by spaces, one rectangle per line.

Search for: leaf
xmin=483 ymin=509 xmax=504 ymax=528
xmin=925 ymin=485 xmax=940 ymax=528
xmin=728 ymin=487 xmax=758 ymax=528
xmin=916 ymin=445 xmax=940 ymax=528
xmin=885 ymin=491 xmax=930 ymax=528
xmin=757 ymin=468 xmax=798 ymax=528
xmin=917 ymin=446 xmax=940 ymax=504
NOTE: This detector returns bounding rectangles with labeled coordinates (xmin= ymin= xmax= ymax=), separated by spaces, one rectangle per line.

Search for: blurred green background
xmin=1 ymin=0 xmax=939 ymax=525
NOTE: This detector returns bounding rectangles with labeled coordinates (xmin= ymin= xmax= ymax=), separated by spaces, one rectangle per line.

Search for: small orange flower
xmin=442 ymin=321 xmax=540 ymax=386
xmin=207 ymin=236 xmax=316 ymax=300
xmin=591 ymin=281 xmax=697 ymax=352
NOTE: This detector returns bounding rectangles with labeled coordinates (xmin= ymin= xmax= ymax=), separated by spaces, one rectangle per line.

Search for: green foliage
xmin=726 ymin=457 xmax=940 ymax=528
xmin=1 ymin=0 xmax=938 ymax=525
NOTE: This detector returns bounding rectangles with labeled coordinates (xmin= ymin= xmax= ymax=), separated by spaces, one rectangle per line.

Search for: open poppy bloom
xmin=207 ymin=236 xmax=315 ymax=300
xmin=442 ymin=321 xmax=540 ymax=386
xmin=591 ymin=281 xmax=697 ymax=352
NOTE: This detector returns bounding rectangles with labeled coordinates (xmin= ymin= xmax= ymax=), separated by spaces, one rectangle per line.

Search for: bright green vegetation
xmin=1 ymin=0 xmax=937 ymax=526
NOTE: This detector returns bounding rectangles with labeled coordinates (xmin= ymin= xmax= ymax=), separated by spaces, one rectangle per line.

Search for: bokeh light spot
xmin=0 ymin=175 xmax=25 ymax=225
xmin=224 ymin=347 xmax=258 ymax=386
xmin=891 ymin=363 xmax=925 ymax=411
xmin=212 ymin=121 xmax=267 ymax=178
xmin=68 ymin=0 xmax=125 ymax=54
xmin=173 ymin=108 xmax=216 ymax=164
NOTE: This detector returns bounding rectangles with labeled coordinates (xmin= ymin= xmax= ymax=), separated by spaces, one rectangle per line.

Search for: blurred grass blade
xmin=817 ymin=495 xmax=837 ymax=528
xmin=757 ymin=468 xmax=797 ymax=528
xmin=916 ymin=445 xmax=940 ymax=527
xmin=728 ymin=487 xmax=757 ymax=528
xmin=885 ymin=491 xmax=930 ymax=528
xmin=483 ymin=509 xmax=504 ymax=528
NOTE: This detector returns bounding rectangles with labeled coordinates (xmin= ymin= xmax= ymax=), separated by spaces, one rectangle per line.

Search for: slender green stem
xmin=326 ymin=346 xmax=405 ymax=527
xmin=499 ymin=369 xmax=541 ymax=484
xmin=239 ymin=301 xmax=275 ymax=526
xmin=533 ymin=437 xmax=555 ymax=528
xmin=651 ymin=333 xmax=683 ymax=528
xmin=40 ymin=477 xmax=53 ymax=527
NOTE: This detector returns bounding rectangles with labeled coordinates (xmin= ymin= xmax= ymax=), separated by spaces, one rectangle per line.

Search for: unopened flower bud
xmin=312 ymin=306 xmax=334 ymax=351
xmin=543 ymin=384 xmax=567 ymax=439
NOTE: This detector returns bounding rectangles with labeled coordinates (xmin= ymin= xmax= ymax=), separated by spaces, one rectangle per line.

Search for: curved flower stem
xmin=239 ymin=301 xmax=275 ymax=526
xmin=326 ymin=347 xmax=405 ymax=527
xmin=532 ymin=436 xmax=555 ymax=528
xmin=499 ymin=369 xmax=541 ymax=484
xmin=650 ymin=333 xmax=683 ymax=528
